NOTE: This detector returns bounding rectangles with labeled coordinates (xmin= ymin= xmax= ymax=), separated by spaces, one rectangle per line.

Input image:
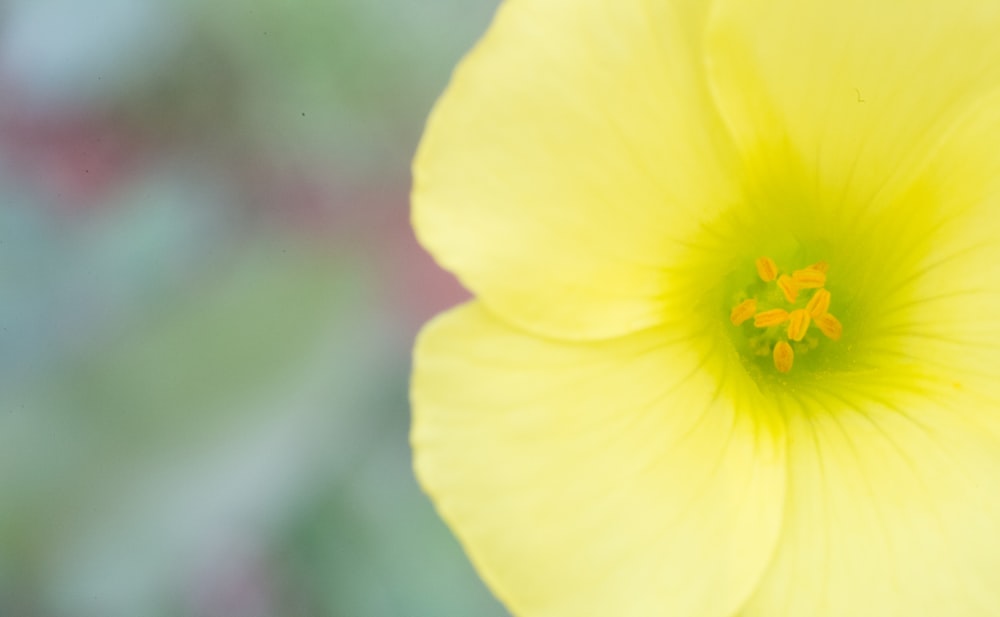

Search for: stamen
xmin=806 ymin=289 xmax=831 ymax=317
xmin=755 ymin=256 xmax=778 ymax=282
xmin=777 ymin=275 xmax=799 ymax=303
xmin=730 ymin=299 xmax=757 ymax=326
xmin=792 ymin=268 xmax=826 ymax=289
xmin=815 ymin=313 xmax=843 ymax=340
xmin=754 ymin=308 xmax=790 ymax=328
xmin=787 ymin=309 xmax=811 ymax=342
xmin=731 ymin=257 xmax=841 ymax=373
xmin=773 ymin=340 xmax=794 ymax=373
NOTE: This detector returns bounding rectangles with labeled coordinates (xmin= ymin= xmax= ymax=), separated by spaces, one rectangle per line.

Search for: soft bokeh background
xmin=0 ymin=1 xmax=509 ymax=615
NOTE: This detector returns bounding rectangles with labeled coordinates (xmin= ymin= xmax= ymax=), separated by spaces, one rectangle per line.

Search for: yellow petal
xmin=412 ymin=303 xmax=786 ymax=617
xmin=706 ymin=0 xmax=1000 ymax=228
xmin=413 ymin=0 xmax=739 ymax=339
xmin=741 ymin=382 xmax=1000 ymax=616
xmin=873 ymin=90 xmax=1000 ymax=394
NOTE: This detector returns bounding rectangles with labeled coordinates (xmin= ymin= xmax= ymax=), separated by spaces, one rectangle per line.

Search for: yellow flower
xmin=411 ymin=1 xmax=1000 ymax=615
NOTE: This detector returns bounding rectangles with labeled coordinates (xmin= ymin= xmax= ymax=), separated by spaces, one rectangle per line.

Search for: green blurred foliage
xmin=0 ymin=1 xmax=507 ymax=615
xmin=185 ymin=0 xmax=499 ymax=178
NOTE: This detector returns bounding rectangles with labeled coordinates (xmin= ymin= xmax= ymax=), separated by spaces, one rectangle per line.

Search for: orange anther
xmin=755 ymin=256 xmax=779 ymax=282
xmin=754 ymin=308 xmax=790 ymax=328
xmin=792 ymin=268 xmax=826 ymax=289
xmin=806 ymin=289 xmax=831 ymax=318
xmin=773 ymin=340 xmax=794 ymax=373
xmin=777 ymin=275 xmax=799 ymax=303
xmin=787 ymin=309 xmax=811 ymax=342
xmin=815 ymin=313 xmax=843 ymax=341
xmin=730 ymin=298 xmax=758 ymax=326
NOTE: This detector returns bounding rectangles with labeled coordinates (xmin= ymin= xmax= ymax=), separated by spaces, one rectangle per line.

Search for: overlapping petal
xmin=876 ymin=90 xmax=1000 ymax=391
xmin=413 ymin=0 xmax=739 ymax=340
xmin=706 ymin=0 xmax=1000 ymax=229
xmin=411 ymin=303 xmax=785 ymax=617
xmin=739 ymin=379 xmax=1000 ymax=617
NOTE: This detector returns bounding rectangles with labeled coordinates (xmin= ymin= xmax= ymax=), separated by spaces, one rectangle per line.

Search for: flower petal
xmin=873 ymin=90 xmax=1000 ymax=391
xmin=412 ymin=303 xmax=786 ymax=617
xmin=739 ymin=380 xmax=1000 ymax=616
xmin=413 ymin=0 xmax=738 ymax=340
xmin=706 ymin=0 xmax=1000 ymax=219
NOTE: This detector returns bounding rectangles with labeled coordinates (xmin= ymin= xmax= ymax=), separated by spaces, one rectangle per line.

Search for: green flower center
xmin=729 ymin=257 xmax=842 ymax=374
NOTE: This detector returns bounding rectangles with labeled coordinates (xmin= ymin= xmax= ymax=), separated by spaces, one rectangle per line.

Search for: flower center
xmin=729 ymin=257 xmax=842 ymax=373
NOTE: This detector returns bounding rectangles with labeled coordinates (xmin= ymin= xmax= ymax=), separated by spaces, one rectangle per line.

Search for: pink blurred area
xmin=0 ymin=58 xmax=468 ymax=328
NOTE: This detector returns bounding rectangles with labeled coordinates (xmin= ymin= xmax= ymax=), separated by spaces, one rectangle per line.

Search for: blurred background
xmin=0 ymin=0 xmax=509 ymax=615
